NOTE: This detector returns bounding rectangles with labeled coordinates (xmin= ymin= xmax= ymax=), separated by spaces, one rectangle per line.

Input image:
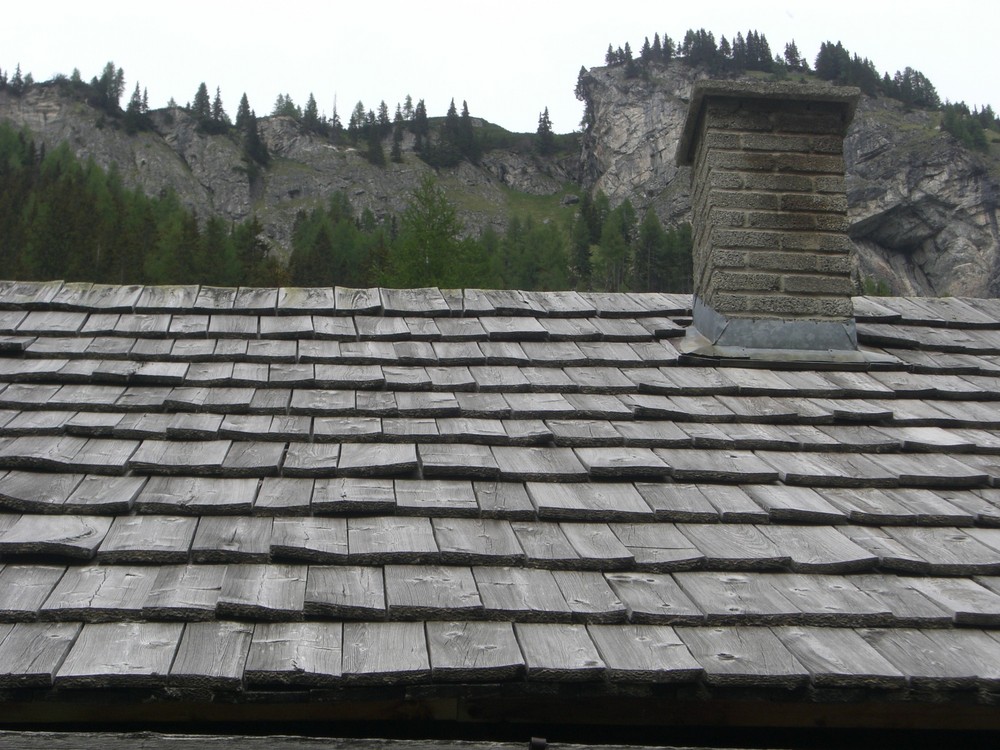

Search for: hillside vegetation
xmin=0 ymin=29 xmax=997 ymax=294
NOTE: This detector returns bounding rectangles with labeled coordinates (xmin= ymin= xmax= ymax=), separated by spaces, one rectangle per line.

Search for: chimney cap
xmin=677 ymin=80 xmax=861 ymax=166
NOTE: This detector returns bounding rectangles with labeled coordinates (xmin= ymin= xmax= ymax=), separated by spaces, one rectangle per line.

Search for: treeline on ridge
xmin=597 ymin=29 xmax=1000 ymax=152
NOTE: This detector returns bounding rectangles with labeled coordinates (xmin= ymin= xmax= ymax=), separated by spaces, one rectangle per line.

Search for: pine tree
xmin=235 ymin=93 xmax=252 ymax=131
xmin=303 ymin=93 xmax=320 ymax=132
xmin=536 ymin=107 xmax=555 ymax=156
xmin=403 ymin=94 xmax=414 ymax=120
xmin=211 ymin=87 xmax=228 ymax=124
xmin=124 ymin=83 xmax=148 ymax=134
xmin=412 ymin=99 xmax=428 ymax=151
xmin=365 ymin=110 xmax=385 ymax=166
xmin=377 ymin=101 xmax=391 ymax=136
xmin=459 ymin=100 xmax=479 ymax=162
xmin=192 ymin=83 xmax=211 ymax=121
xmin=784 ymin=40 xmax=803 ymax=70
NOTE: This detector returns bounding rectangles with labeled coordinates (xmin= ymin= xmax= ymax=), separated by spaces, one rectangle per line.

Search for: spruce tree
xmin=192 ymin=83 xmax=211 ymax=121
xmin=211 ymin=87 xmax=228 ymax=124
xmin=536 ymin=107 xmax=555 ymax=156
xmin=235 ymin=93 xmax=251 ymax=131
xmin=303 ymin=93 xmax=320 ymax=132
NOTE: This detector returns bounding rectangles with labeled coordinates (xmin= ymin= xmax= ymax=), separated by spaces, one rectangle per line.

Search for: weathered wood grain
xmin=772 ymin=626 xmax=906 ymax=689
xmin=135 ymin=476 xmax=259 ymax=515
xmin=270 ymin=517 xmax=348 ymax=562
xmin=515 ymin=622 xmax=605 ymax=681
xmin=170 ymin=621 xmax=254 ymax=688
xmin=418 ymin=443 xmax=500 ymax=479
xmin=254 ymin=477 xmax=314 ymax=515
xmin=192 ymin=517 xmax=273 ymax=562
xmin=244 ymin=622 xmax=343 ymax=686
xmin=0 ymin=622 xmax=81 ymax=687
xmin=432 ymin=518 xmax=524 ymax=565
xmin=63 ymin=474 xmax=146 ymax=514
xmin=216 ymin=563 xmax=307 ymax=620
xmin=587 ymin=623 xmax=702 ymax=683
xmin=757 ymin=525 xmax=878 ymax=573
xmin=394 ymin=479 xmax=479 ymax=516
xmin=341 ymin=621 xmax=430 ymax=684
xmin=526 ymin=482 xmax=653 ymax=521
xmin=678 ymin=524 xmax=789 ymax=570
xmin=560 ymin=523 xmax=634 ymax=569
xmin=97 ymin=515 xmax=197 ymax=563
xmin=347 ymin=516 xmax=439 ymax=564
xmin=142 ymin=564 xmax=227 ymax=620
xmin=425 ymin=621 xmax=524 ymax=681
xmin=55 ymin=622 xmax=183 ymax=687
xmin=41 ymin=565 xmax=158 ymax=621
xmin=609 ymin=522 xmax=704 ymax=571
xmin=311 ymin=477 xmax=395 ymax=514
xmin=765 ymin=573 xmax=892 ymax=627
xmin=509 ymin=521 xmax=580 ymax=569
xmin=384 ymin=565 xmax=483 ymax=619
xmin=605 ymin=572 xmax=702 ymax=624
xmin=677 ymin=625 xmax=807 ymax=688
xmin=337 ymin=442 xmax=419 ymax=477
xmin=0 ymin=564 xmax=65 ymax=620
xmin=473 ymin=566 xmax=572 ymax=622
xmin=551 ymin=570 xmax=627 ymax=623
xmin=305 ymin=565 xmax=385 ymax=619
xmin=473 ymin=481 xmax=535 ymax=520
xmin=0 ymin=514 xmax=112 ymax=559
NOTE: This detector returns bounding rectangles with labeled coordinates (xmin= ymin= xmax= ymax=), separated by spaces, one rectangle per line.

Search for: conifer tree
xmin=377 ymin=100 xmax=391 ymax=136
xmin=211 ymin=87 xmax=228 ymax=124
xmin=235 ymin=93 xmax=252 ymax=131
xmin=192 ymin=83 xmax=211 ymax=121
xmin=536 ymin=107 xmax=555 ymax=156
xmin=303 ymin=93 xmax=320 ymax=132
xmin=459 ymin=100 xmax=479 ymax=162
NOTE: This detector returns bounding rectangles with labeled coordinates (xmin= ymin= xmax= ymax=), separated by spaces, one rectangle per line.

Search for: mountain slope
xmin=576 ymin=63 xmax=1000 ymax=296
xmin=3 ymin=63 xmax=999 ymax=296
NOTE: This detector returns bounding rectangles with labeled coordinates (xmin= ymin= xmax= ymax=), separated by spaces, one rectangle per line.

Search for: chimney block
xmin=677 ymin=80 xmax=861 ymax=357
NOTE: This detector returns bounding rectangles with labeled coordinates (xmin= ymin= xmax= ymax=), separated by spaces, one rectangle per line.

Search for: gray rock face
xmin=844 ymin=96 xmax=1000 ymax=296
xmin=577 ymin=64 xmax=1000 ymax=297
xmin=3 ymin=69 xmax=998 ymax=296
xmin=577 ymin=64 xmax=702 ymax=226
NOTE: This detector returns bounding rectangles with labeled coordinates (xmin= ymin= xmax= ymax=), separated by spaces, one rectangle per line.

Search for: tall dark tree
xmin=459 ymin=100 xmax=479 ymax=162
xmin=411 ymin=99 xmax=429 ymax=151
xmin=536 ymin=107 xmax=555 ymax=156
xmin=124 ymin=83 xmax=150 ymax=134
xmin=377 ymin=100 xmax=391 ymax=136
xmin=192 ymin=83 xmax=211 ymax=121
xmin=235 ymin=93 xmax=252 ymax=131
xmin=91 ymin=62 xmax=125 ymax=112
xmin=211 ymin=87 xmax=228 ymax=124
xmin=302 ymin=93 xmax=320 ymax=132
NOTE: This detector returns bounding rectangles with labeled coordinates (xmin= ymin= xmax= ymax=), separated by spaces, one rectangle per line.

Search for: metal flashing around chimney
xmin=678 ymin=79 xmax=864 ymax=362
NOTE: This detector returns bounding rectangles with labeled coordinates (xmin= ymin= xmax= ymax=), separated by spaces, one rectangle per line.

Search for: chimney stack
xmin=677 ymin=80 xmax=861 ymax=359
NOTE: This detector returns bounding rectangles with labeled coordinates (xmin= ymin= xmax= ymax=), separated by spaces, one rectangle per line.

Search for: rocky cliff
xmin=3 ymin=65 xmax=998 ymax=296
xmin=0 ymin=84 xmax=574 ymax=257
xmin=576 ymin=64 xmax=1000 ymax=297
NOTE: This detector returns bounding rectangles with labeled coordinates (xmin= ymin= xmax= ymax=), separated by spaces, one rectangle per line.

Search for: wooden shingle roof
xmin=3 ymin=279 xmax=1000 ymax=732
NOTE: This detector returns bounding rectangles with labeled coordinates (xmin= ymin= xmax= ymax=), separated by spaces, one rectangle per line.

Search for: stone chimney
xmin=677 ymin=80 xmax=861 ymax=359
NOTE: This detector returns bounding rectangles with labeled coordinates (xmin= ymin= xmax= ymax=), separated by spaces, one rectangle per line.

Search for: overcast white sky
xmin=4 ymin=1 xmax=997 ymax=133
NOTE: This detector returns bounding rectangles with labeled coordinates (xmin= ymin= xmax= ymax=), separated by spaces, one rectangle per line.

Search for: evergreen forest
xmin=0 ymin=122 xmax=692 ymax=292
xmin=1 ymin=27 xmax=997 ymax=292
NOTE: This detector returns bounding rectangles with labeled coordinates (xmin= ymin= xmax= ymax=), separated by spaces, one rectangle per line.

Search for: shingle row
xmin=3 ymin=513 xmax=1000 ymax=575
